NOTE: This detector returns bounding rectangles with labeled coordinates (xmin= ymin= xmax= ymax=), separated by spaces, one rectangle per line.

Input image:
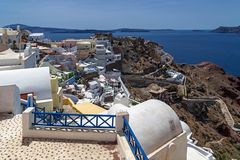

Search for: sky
xmin=0 ymin=0 xmax=240 ymax=30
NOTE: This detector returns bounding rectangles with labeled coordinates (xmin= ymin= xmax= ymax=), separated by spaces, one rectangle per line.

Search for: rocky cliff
xmin=111 ymin=36 xmax=240 ymax=160
xmin=112 ymin=37 xmax=162 ymax=75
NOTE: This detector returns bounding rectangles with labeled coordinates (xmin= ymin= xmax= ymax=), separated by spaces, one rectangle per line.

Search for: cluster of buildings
xmin=0 ymin=26 xmax=215 ymax=160
xmin=0 ymin=44 xmax=39 ymax=71
xmin=0 ymin=26 xmax=125 ymax=114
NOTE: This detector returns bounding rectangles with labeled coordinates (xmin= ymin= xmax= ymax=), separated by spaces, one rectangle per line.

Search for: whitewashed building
xmin=29 ymin=33 xmax=45 ymax=42
xmin=0 ymin=26 xmax=29 ymax=50
xmin=0 ymin=44 xmax=39 ymax=71
xmin=0 ymin=67 xmax=54 ymax=111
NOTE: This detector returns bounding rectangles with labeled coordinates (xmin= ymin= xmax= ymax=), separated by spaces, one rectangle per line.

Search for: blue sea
xmin=45 ymin=31 xmax=240 ymax=76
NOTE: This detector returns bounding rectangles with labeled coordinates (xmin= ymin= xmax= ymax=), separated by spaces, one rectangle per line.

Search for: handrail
xmin=122 ymin=117 xmax=148 ymax=160
xmin=32 ymin=111 xmax=116 ymax=129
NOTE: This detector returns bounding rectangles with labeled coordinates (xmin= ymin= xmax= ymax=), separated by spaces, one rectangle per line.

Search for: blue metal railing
xmin=35 ymin=106 xmax=45 ymax=112
xmin=22 ymin=95 xmax=46 ymax=112
xmin=122 ymin=117 xmax=148 ymax=160
xmin=32 ymin=112 xmax=116 ymax=129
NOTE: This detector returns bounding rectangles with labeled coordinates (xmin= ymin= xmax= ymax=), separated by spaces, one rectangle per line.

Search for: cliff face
xmin=112 ymin=37 xmax=162 ymax=75
xmin=112 ymin=37 xmax=240 ymax=160
xmin=173 ymin=62 xmax=240 ymax=159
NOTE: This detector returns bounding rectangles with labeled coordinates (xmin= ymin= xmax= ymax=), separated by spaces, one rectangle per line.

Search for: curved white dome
xmin=108 ymin=103 xmax=129 ymax=115
xmin=0 ymin=67 xmax=51 ymax=100
xmin=180 ymin=121 xmax=191 ymax=136
xmin=109 ymin=99 xmax=183 ymax=154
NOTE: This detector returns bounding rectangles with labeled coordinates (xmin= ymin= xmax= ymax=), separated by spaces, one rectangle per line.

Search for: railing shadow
xmin=0 ymin=113 xmax=14 ymax=121
xmin=22 ymin=136 xmax=116 ymax=147
xmin=32 ymin=125 xmax=116 ymax=133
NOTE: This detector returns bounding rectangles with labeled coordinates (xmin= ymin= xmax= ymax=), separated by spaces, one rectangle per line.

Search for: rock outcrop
xmin=112 ymin=37 xmax=162 ymax=75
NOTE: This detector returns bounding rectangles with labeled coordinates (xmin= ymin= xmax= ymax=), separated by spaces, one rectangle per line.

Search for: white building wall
xmin=23 ymin=52 xmax=37 ymax=68
xmin=0 ymin=85 xmax=22 ymax=114
xmin=8 ymin=35 xmax=18 ymax=43
xmin=29 ymin=33 xmax=44 ymax=42
xmin=0 ymin=67 xmax=52 ymax=100
xmin=0 ymin=65 xmax=22 ymax=71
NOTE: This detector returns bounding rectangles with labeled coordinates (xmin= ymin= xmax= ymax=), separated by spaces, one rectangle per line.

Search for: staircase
xmin=216 ymin=99 xmax=234 ymax=127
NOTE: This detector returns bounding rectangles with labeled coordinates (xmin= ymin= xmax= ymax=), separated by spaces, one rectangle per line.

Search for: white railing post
xmin=22 ymin=107 xmax=35 ymax=137
xmin=115 ymin=111 xmax=129 ymax=133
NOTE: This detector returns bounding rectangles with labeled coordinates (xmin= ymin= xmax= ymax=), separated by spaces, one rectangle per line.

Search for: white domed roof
xmin=108 ymin=104 xmax=129 ymax=114
xmin=0 ymin=67 xmax=51 ymax=100
xmin=180 ymin=121 xmax=192 ymax=136
xmin=109 ymin=99 xmax=183 ymax=154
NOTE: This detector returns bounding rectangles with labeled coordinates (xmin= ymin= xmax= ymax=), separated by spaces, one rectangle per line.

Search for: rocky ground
xmin=111 ymin=36 xmax=240 ymax=160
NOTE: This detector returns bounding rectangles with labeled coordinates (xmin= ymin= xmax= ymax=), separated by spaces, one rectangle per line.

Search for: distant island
xmin=212 ymin=26 xmax=240 ymax=33
xmin=3 ymin=24 xmax=180 ymax=34
xmin=4 ymin=24 xmax=113 ymax=33
xmin=5 ymin=24 xmax=240 ymax=34
xmin=3 ymin=24 xmax=156 ymax=33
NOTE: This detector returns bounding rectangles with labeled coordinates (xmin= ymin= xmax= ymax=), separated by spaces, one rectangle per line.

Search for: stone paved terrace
xmin=0 ymin=113 xmax=120 ymax=160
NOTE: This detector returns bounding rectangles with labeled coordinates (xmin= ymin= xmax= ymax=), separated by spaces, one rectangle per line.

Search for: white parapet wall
xmin=22 ymin=107 xmax=121 ymax=142
xmin=147 ymin=131 xmax=187 ymax=160
xmin=115 ymin=112 xmax=136 ymax=160
xmin=117 ymin=134 xmax=136 ymax=160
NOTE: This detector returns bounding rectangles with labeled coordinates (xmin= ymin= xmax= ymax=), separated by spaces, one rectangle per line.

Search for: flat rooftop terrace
xmin=0 ymin=113 xmax=119 ymax=160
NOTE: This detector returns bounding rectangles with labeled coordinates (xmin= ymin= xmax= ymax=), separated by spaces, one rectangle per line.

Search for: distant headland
xmin=212 ymin=26 xmax=240 ymax=33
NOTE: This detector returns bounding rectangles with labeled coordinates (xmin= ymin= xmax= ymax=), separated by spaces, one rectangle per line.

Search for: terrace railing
xmin=35 ymin=107 xmax=45 ymax=112
xmin=32 ymin=112 xmax=115 ymax=129
xmin=122 ymin=117 xmax=148 ymax=160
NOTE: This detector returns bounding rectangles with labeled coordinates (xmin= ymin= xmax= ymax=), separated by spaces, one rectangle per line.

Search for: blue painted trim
xmin=34 ymin=107 xmax=45 ymax=112
xmin=32 ymin=112 xmax=116 ymax=129
xmin=27 ymin=96 xmax=31 ymax=107
xmin=123 ymin=117 xmax=148 ymax=160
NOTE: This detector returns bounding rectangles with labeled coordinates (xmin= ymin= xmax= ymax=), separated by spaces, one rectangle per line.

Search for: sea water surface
xmin=45 ymin=31 xmax=240 ymax=76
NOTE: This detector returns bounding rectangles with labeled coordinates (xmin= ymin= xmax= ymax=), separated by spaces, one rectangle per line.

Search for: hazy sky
xmin=0 ymin=0 xmax=239 ymax=29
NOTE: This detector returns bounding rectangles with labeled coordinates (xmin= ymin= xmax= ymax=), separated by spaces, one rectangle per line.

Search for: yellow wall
xmin=51 ymin=77 xmax=63 ymax=110
xmin=51 ymin=77 xmax=59 ymax=93
xmin=36 ymin=99 xmax=53 ymax=112
xmin=52 ymin=87 xmax=63 ymax=110
xmin=77 ymin=40 xmax=96 ymax=52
